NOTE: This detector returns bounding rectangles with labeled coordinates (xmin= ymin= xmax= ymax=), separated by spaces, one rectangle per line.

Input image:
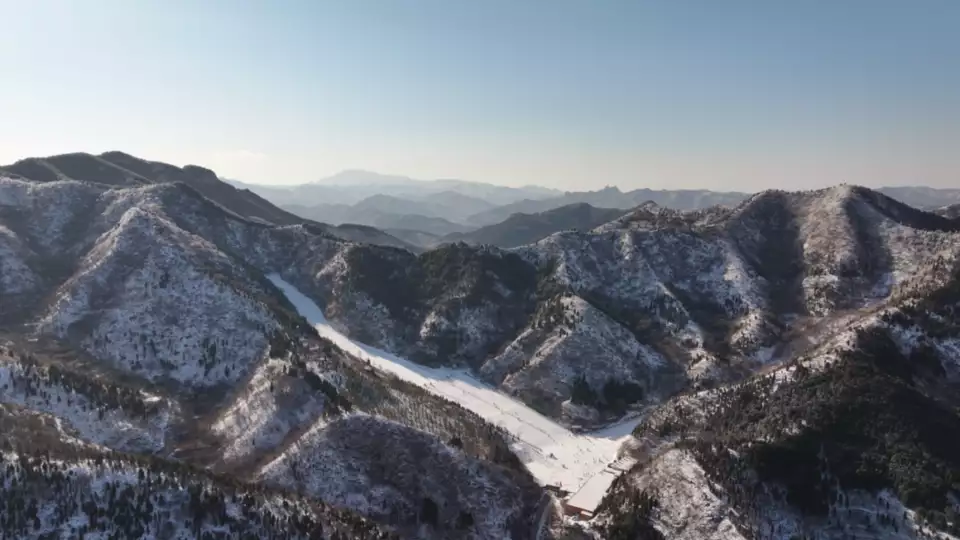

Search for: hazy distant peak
xmin=353 ymin=193 xmax=410 ymax=206
xmin=418 ymin=189 xmax=496 ymax=211
xmin=876 ymin=185 xmax=960 ymax=210
xmin=313 ymin=169 xmax=418 ymax=186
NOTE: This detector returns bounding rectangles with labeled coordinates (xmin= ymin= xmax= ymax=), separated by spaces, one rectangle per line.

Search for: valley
xmin=268 ymin=273 xmax=641 ymax=493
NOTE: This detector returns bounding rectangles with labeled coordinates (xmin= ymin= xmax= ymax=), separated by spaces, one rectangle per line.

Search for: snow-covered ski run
xmin=267 ymin=274 xmax=642 ymax=493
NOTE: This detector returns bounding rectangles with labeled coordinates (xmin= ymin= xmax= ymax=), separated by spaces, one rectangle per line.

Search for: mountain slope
xmin=444 ymin=203 xmax=627 ymax=248
xmin=385 ymin=228 xmax=445 ymax=248
xmin=466 ymin=186 xmax=749 ymax=226
xmin=319 ymin=222 xmax=419 ymax=251
xmin=419 ymin=190 xmax=497 ymax=216
xmin=0 ymin=341 xmax=178 ymax=453
xmin=603 ymin=307 xmax=960 ymax=539
xmin=259 ymin=415 xmax=538 ymax=539
xmin=586 ymin=216 xmax=960 ymax=539
xmin=0 ymin=411 xmax=394 ymax=540
xmin=353 ymin=194 xmax=468 ymax=222
xmin=376 ymin=214 xmax=471 ymax=236
xmin=936 ymin=203 xmax=960 ymax=219
xmin=283 ymin=201 xmax=471 ymax=237
xmin=0 ymin=179 xmax=295 ymax=392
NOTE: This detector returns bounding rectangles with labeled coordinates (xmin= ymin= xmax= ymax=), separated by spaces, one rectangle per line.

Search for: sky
xmin=1 ymin=0 xmax=958 ymax=191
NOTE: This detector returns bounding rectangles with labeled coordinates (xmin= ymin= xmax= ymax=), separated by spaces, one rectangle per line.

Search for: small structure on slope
xmin=563 ymin=470 xmax=619 ymax=519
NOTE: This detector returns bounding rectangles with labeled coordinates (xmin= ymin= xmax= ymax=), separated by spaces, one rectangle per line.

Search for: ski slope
xmin=268 ymin=274 xmax=642 ymax=492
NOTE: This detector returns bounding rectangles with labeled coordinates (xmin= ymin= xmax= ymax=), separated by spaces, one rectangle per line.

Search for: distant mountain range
xmin=443 ymin=203 xmax=629 ymax=248
xmin=284 ymin=203 xmax=472 ymax=237
xmin=282 ymin=192 xmax=487 ymax=235
xmin=874 ymin=186 xmax=960 ymax=210
xmin=228 ymin=170 xmax=560 ymax=207
xmin=463 ymin=186 xmax=751 ymax=226
xmin=235 ymin=175 xmax=756 ymax=242
xmin=235 ymin=173 xmax=960 ymax=253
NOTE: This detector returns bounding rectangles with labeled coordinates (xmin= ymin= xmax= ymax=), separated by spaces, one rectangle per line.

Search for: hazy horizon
xmin=230 ymin=168 xmax=957 ymax=194
xmin=3 ymin=1 xmax=958 ymax=191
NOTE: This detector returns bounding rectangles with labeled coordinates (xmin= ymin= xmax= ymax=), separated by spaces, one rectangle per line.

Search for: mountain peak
xmin=593 ymin=185 xmax=623 ymax=195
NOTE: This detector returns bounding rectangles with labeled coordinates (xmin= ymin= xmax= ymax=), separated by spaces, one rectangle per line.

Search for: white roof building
xmin=563 ymin=470 xmax=619 ymax=516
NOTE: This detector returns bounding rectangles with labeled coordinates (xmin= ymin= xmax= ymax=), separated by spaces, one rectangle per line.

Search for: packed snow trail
xmin=267 ymin=274 xmax=642 ymax=491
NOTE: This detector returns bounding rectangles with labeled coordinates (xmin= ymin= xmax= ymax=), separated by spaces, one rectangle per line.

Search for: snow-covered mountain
xmin=598 ymin=297 xmax=960 ymax=539
xmin=0 ymin=152 xmax=416 ymax=251
xmin=258 ymin=415 xmax=537 ymax=539
xmin=4 ymin=153 xmax=960 ymax=539
xmin=0 ymin=341 xmax=177 ymax=453
xmin=585 ymin=198 xmax=960 ymax=538
xmin=1 ymin=152 xmax=304 ymax=226
xmin=0 ymin=172 xmax=544 ymax=538
xmin=295 ymin=185 xmax=960 ymax=428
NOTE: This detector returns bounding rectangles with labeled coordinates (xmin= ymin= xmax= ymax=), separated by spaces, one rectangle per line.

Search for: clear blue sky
xmin=2 ymin=0 xmax=958 ymax=191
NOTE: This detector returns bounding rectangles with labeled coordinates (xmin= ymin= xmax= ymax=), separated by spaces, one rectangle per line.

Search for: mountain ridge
xmin=0 ymin=152 xmax=417 ymax=251
xmin=230 ymin=171 xmax=560 ymax=207
xmin=464 ymin=186 xmax=751 ymax=226
xmin=442 ymin=203 xmax=629 ymax=249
